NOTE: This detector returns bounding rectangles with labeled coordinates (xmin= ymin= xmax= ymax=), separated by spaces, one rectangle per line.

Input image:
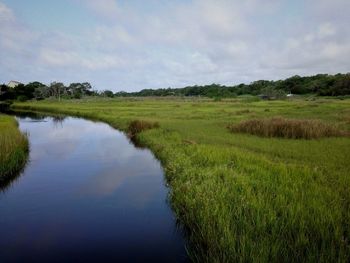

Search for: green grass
xmin=0 ymin=114 xmax=29 ymax=182
xmin=13 ymin=97 xmax=350 ymax=262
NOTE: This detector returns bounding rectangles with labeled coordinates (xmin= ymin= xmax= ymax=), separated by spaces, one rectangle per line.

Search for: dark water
xmin=0 ymin=114 xmax=188 ymax=263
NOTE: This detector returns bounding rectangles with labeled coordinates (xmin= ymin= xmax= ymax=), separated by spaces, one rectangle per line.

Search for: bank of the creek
xmin=0 ymin=113 xmax=188 ymax=263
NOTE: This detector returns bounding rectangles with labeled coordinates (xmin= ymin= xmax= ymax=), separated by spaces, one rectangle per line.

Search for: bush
xmin=0 ymin=101 xmax=12 ymax=112
xmin=17 ymin=95 xmax=28 ymax=102
xmin=127 ymin=120 xmax=159 ymax=137
xmin=73 ymin=93 xmax=82 ymax=99
xmin=228 ymin=117 xmax=347 ymax=139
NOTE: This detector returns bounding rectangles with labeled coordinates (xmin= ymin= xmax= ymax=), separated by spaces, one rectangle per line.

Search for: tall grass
xmin=12 ymin=97 xmax=350 ymax=262
xmin=228 ymin=117 xmax=346 ymax=139
xmin=127 ymin=119 xmax=159 ymax=138
xmin=0 ymin=114 xmax=29 ymax=181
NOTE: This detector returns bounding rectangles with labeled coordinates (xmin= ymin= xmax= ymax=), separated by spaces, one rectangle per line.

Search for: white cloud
xmin=39 ymin=49 xmax=78 ymax=67
xmin=0 ymin=2 xmax=14 ymax=21
xmin=38 ymin=47 xmax=126 ymax=70
xmin=0 ymin=0 xmax=349 ymax=90
xmin=318 ymin=23 xmax=336 ymax=38
xmin=80 ymin=0 xmax=120 ymax=20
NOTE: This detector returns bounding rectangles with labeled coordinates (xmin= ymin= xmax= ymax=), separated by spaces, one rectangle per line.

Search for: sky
xmin=0 ymin=0 xmax=349 ymax=92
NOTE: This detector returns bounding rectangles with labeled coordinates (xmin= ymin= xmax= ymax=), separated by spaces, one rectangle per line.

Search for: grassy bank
xmin=0 ymin=114 xmax=28 ymax=182
xmin=13 ymin=97 xmax=350 ymax=262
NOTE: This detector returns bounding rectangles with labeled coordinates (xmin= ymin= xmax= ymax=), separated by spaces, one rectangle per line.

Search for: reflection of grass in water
xmin=13 ymin=97 xmax=350 ymax=262
xmin=0 ymin=114 xmax=28 ymax=186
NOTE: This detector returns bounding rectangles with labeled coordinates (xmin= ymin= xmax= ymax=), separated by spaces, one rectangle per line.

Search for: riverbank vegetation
xmin=0 ymin=114 xmax=28 ymax=182
xmin=127 ymin=120 xmax=160 ymax=138
xmin=12 ymin=97 xmax=350 ymax=262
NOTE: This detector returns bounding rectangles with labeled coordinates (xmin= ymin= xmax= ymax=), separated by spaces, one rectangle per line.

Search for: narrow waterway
xmin=0 ymin=113 xmax=187 ymax=263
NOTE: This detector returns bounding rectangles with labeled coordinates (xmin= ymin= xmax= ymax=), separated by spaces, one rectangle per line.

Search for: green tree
xmin=102 ymin=90 xmax=114 ymax=97
xmin=50 ymin=82 xmax=65 ymax=101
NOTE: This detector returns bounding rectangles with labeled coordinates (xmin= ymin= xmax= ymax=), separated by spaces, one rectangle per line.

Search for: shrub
xmin=0 ymin=101 xmax=12 ymax=112
xmin=73 ymin=93 xmax=82 ymax=99
xmin=127 ymin=120 xmax=159 ymax=137
xmin=228 ymin=117 xmax=346 ymax=139
xmin=17 ymin=95 xmax=28 ymax=102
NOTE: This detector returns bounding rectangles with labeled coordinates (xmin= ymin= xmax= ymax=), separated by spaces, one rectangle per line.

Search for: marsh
xmin=0 ymin=114 xmax=187 ymax=263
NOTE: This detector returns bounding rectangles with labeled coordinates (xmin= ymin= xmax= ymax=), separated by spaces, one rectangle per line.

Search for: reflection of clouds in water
xmin=86 ymin=134 xmax=135 ymax=162
xmin=79 ymin=169 xmax=124 ymax=196
xmin=18 ymin=116 xmax=165 ymax=209
xmin=78 ymin=148 xmax=163 ymax=209
xmin=123 ymin=176 xmax=165 ymax=210
xmin=79 ymin=153 xmax=162 ymax=196
xmin=31 ymin=141 xmax=78 ymax=161
xmin=19 ymin=117 xmax=131 ymax=161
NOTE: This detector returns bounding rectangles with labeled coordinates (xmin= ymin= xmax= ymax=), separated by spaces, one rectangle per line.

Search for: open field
xmin=13 ymin=97 xmax=350 ymax=262
xmin=0 ymin=114 xmax=28 ymax=182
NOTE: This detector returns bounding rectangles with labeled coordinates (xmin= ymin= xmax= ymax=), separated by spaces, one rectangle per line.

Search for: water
xmin=0 ymin=114 xmax=188 ymax=263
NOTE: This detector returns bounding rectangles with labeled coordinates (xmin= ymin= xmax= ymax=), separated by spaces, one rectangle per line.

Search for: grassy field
xmin=0 ymin=114 xmax=28 ymax=184
xmin=13 ymin=97 xmax=350 ymax=262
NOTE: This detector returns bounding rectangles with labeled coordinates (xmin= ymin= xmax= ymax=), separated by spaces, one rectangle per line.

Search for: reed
xmin=0 ymin=115 xmax=29 ymax=180
xmin=228 ymin=117 xmax=346 ymax=139
xmin=127 ymin=119 xmax=159 ymax=137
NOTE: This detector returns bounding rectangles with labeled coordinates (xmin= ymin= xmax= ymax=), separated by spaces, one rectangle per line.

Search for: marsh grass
xmin=235 ymin=109 xmax=251 ymax=115
xmin=228 ymin=117 xmax=346 ymax=139
xmin=0 ymin=115 xmax=29 ymax=180
xmin=12 ymin=97 xmax=350 ymax=262
xmin=127 ymin=119 xmax=159 ymax=137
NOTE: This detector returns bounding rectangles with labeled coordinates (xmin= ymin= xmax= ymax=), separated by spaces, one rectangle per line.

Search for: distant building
xmin=7 ymin=80 xmax=22 ymax=88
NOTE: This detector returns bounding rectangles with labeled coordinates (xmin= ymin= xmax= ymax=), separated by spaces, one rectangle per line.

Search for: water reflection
xmin=9 ymin=110 xmax=47 ymax=121
xmin=0 ymin=169 xmax=25 ymax=193
xmin=52 ymin=115 xmax=66 ymax=128
xmin=0 ymin=113 xmax=188 ymax=263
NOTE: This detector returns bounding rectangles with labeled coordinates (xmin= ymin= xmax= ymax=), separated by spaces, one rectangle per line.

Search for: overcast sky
xmin=0 ymin=0 xmax=349 ymax=91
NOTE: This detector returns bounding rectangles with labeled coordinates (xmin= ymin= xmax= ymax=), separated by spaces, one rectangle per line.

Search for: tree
xmin=50 ymin=82 xmax=65 ymax=101
xmin=67 ymin=82 xmax=93 ymax=98
xmin=82 ymin=82 xmax=92 ymax=94
xmin=261 ymin=86 xmax=286 ymax=99
xmin=102 ymin=90 xmax=114 ymax=97
xmin=26 ymin=82 xmax=48 ymax=99
xmin=68 ymin=83 xmax=83 ymax=98
xmin=332 ymin=74 xmax=350 ymax=96
xmin=33 ymin=85 xmax=50 ymax=99
xmin=0 ymin=84 xmax=15 ymax=100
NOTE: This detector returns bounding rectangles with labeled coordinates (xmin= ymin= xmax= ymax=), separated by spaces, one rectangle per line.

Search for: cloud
xmin=38 ymin=48 xmax=124 ymax=70
xmin=0 ymin=0 xmax=349 ymax=91
xmin=79 ymin=0 xmax=120 ymax=21
xmin=0 ymin=2 xmax=14 ymax=21
xmin=318 ymin=23 xmax=337 ymax=38
xmin=0 ymin=3 xmax=36 ymax=52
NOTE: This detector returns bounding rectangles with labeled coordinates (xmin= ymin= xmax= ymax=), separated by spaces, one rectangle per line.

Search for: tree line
xmin=0 ymin=82 xmax=116 ymax=101
xmin=115 ymin=73 xmax=350 ymax=98
xmin=1 ymin=73 xmax=349 ymax=101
